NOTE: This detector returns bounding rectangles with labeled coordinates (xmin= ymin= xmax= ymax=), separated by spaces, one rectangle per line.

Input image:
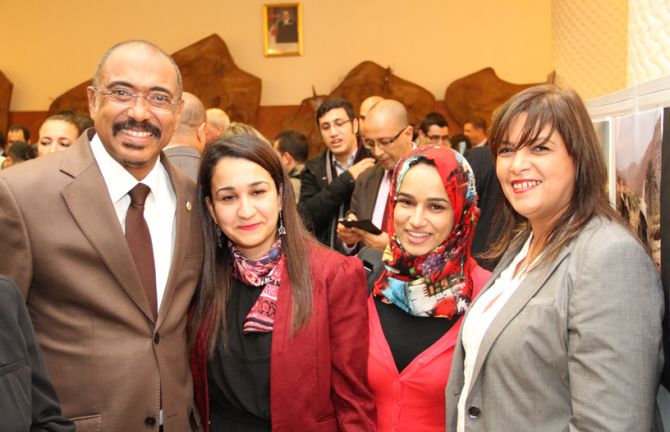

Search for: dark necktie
xmin=125 ymin=184 xmax=157 ymax=318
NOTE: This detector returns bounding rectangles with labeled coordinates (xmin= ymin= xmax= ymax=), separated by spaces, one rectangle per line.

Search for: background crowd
xmin=0 ymin=39 xmax=665 ymax=432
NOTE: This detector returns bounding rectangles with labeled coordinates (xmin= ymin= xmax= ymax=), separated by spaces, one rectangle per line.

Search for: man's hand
xmin=337 ymin=213 xmax=363 ymax=246
xmin=356 ymin=229 xmax=390 ymax=250
xmin=347 ymin=158 xmax=376 ymax=180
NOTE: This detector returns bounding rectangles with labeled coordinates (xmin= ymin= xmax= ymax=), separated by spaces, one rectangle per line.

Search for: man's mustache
xmin=112 ymin=119 xmax=161 ymax=138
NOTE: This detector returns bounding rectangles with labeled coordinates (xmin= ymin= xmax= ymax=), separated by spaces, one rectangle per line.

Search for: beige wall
xmin=1 ymin=0 xmax=552 ymax=111
xmin=552 ymin=0 xmax=628 ymax=100
xmin=628 ymin=0 xmax=670 ymax=86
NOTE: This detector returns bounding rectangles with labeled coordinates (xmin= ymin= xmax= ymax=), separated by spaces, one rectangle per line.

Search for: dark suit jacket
xmin=349 ymin=164 xmax=385 ymax=223
xmin=0 ymin=130 xmax=204 ymax=431
xmin=463 ymin=146 xmax=503 ymax=270
xmin=0 ymin=276 xmax=74 ymax=432
xmin=299 ymin=147 xmax=371 ymax=251
xmin=164 ymin=145 xmax=201 ymax=182
xmin=191 ymin=244 xmax=376 ymax=431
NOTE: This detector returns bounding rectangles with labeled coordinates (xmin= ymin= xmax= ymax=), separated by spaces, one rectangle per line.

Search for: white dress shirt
xmin=371 ymin=170 xmax=392 ymax=229
xmin=90 ymin=134 xmax=176 ymax=312
xmin=457 ymin=235 xmax=534 ymax=432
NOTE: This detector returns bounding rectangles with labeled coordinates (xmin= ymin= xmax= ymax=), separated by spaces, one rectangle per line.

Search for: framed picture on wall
xmin=263 ymin=3 xmax=303 ymax=57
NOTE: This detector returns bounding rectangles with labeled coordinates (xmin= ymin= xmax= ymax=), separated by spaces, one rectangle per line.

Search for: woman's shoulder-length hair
xmin=486 ymin=84 xmax=621 ymax=265
xmin=191 ymin=134 xmax=314 ymax=354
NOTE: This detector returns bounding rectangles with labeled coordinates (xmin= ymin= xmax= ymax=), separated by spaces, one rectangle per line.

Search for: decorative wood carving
xmin=49 ymin=34 xmax=262 ymax=125
xmin=444 ymin=67 xmax=542 ymax=128
xmin=172 ymin=34 xmax=261 ymax=124
xmin=283 ymin=61 xmax=436 ymax=157
xmin=330 ymin=61 xmax=436 ymax=126
xmin=281 ymin=89 xmax=327 ymax=158
xmin=0 ymin=70 xmax=13 ymax=136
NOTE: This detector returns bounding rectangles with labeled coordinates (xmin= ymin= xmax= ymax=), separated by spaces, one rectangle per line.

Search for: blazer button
xmin=468 ymin=406 xmax=481 ymax=419
xmin=144 ymin=416 xmax=157 ymax=426
xmin=154 ymin=333 xmax=160 ymax=344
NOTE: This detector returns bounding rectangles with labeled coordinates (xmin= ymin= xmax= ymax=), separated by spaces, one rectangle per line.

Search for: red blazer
xmin=191 ymin=244 xmax=376 ymax=431
xmin=367 ymin=265 xmax=491 ymax=431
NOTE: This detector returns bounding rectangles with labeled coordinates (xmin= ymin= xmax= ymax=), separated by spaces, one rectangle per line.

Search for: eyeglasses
xmin=363 ymin=126 xmax=408 ymax=150
xmin=96 ymin=87 xmax=180 ymax=112
xmin=319 ymin=118 xmax=353 ymax=133
xmin=427 ymin=134 xmax=450 ymax=143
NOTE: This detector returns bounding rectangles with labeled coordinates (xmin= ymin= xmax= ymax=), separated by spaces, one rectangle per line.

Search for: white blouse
xmin=457 ymin=235 xmax=534 ymax=432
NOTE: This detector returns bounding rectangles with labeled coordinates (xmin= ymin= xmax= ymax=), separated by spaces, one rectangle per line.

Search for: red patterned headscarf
xmin=373 ymin=145 xmax=479 ymax=319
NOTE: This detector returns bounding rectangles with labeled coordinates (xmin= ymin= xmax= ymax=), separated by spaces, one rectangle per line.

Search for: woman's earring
xmin=277 ymin=210 xmax=287 ymax=236
xmin=216 ymin=226 xmax=223 ymax=248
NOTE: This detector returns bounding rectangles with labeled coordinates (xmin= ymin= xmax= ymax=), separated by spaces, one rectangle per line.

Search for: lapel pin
xmin=186 ymin=201 xmax=192 ymax=212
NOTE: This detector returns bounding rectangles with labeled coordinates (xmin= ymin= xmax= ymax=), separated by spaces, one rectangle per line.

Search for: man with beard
xmin=0 ymin=40 xmax=203 ymax=431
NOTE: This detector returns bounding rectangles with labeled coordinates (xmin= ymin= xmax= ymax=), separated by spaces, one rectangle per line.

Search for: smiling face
xmin=394 ymin=163 xmax=454 ymax=256
xmin=38 ymin=119 xmax=79 ymax=157
xmin=87 ymin=43 xmax=183 ymax=180
xmin=206 ymin=157 xmax=281 ymax=260
xmin=496 ymin=113 xmax=576 ymax=236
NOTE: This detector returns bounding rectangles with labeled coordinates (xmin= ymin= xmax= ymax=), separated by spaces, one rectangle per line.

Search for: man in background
xmin=274 ymin=129 xmax=309 ymax=202
xmin=416 ymin=112 xmax=449 ymax=146
xmin=358 ymin=95 xmax=383 ymax=139
xmin=205 ymin=108 xmax=230 ymax=145
xmin=164 ymin=91 xmax=207 ymax=181
xmin=299 ymin=98 xmax=374 ymax=252
xmin=463 ymin=117 xmax=488 ymax=147
xmin=7 ymin=124 xmax=30 ymax=146
xmin=463 ymin=117 xmax=501 ymax=270
xmin=338 ymin=99 xmax=415 ymax=251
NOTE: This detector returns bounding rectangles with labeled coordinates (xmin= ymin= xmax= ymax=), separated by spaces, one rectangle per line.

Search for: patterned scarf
xmin=373 ymin=145 xmax=480 ymax=319
xmin=230 ymin=239 xmax=284 ymax=334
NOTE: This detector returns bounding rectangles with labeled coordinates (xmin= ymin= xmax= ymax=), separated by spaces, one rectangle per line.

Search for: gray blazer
xmin=446 ymin=216 xmax=664 ymax=432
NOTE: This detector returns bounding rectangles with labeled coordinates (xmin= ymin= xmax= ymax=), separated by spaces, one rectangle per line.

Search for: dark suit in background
xmin=0 ymin=275 xmax=74 ymax=432
xmin=349 ymin=164 xmax=385 ymax=223
xmin=299 ymin=147 xmax=371 ymax=252
xmin=464 ymin=146 xmax=502 ymax=270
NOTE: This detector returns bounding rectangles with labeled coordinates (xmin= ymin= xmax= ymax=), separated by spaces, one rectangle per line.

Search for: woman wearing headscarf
xmin=367 ymin=145 xmax=491 ymax=432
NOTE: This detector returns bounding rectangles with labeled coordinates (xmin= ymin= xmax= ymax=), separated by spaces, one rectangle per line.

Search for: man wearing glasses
xmin=417 ymin=112 xmax=450 ymax=146
xmin=0 ymin=40 xmax=203 ymax=431
xmin=299 ymin=98 xmax=375 ymax=253
xmin=337 ymin=99 xmax=415 ymax=252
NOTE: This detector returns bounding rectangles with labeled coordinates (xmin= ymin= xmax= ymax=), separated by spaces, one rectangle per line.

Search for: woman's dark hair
xmin=486 ymin=84 xmax=620 ymax=265
xmin=41 ymin=113 xmax=84 ymax=135
xmin=189 ymin=134 xmax=314 ymax=355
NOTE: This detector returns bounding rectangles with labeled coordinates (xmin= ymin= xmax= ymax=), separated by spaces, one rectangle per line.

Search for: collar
xmin=332 ymin=148 xmax=357 ymax=171
xmin=90 ymin=133 xmax=164 ymax=203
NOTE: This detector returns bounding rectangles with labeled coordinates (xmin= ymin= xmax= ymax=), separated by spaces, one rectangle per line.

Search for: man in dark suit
xmin=275 ymin=9 xmax=298 ymax=43
xmin=337 ymin=99 xmax=414 ymax=252
xmin=0 ymin=275 xmax=74 ymax=431
xmin=463 ymin=118 xmax=502 ymax=270
xmin=0 ymin=40 xmax=203 ymax=431
xmin=299 ymin=98 xmax=374 ymax=252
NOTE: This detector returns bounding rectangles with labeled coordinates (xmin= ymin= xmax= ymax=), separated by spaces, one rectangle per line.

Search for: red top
xmin=368 ymin=265 xmax=491 ymax=432
xmin=191 ymin=244 xmax=376 ymax=431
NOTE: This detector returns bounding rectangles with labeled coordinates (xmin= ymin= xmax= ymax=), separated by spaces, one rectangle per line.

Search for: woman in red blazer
xmin=189 ymin=135 xmax=375 ymax=432
xmin=367 ymin=145 xmax=490 ymax=432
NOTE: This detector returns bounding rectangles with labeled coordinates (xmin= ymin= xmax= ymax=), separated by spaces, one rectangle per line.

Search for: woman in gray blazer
xmin=446 ymin=84 xmax=664 ymax=432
